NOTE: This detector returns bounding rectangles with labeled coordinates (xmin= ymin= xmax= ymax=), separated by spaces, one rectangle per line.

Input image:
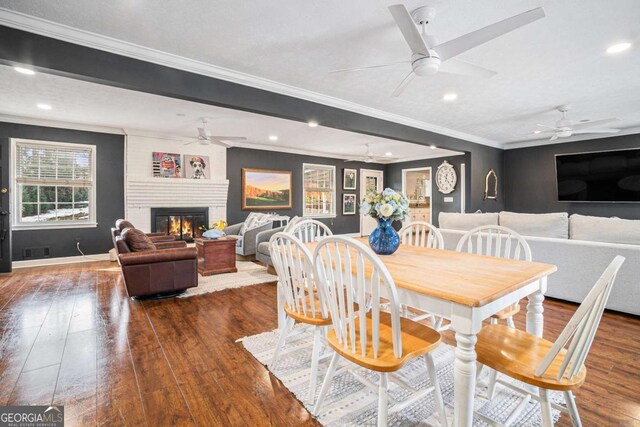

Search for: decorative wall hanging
xmin=343 ymin=168 xmax=357 ymax=190
xmin=242 ymin=168 xmax=292 ymax=210
xmin=152 ymin=152 xmax=182 ymax=178
xmin=483 ymin=169 xmax=498 ymax=200
xmin=342 ymin=194 xmax=356 ymax=215
xmin=436 ymin=160 xmax=457 ymax=194
xmin=184 ymin=155 xmax=210 ymax=179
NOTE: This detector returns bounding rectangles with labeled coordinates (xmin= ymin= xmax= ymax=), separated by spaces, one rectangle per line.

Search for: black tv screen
xmin=555 ymin=148 xmax=640 ymax=202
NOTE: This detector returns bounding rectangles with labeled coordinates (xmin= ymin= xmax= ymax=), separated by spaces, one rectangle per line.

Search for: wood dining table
xmin=278 ymin=237 xmax=557 ymax=427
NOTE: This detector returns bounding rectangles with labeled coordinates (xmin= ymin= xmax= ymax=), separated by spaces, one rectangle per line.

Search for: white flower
xmin=379 ymin=203 xmax=394 ymax=218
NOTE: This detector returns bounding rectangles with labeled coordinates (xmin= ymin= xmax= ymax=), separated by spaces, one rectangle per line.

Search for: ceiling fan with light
xmin=534 ymin=105 xmax=621 ymax=141
xmin=183 ymin=118 xmax=247 ymax=147
xmin=344 ymin=143 xmax=398 ymax=163
xmin=331 ymin=4 xmax=545 ymax=97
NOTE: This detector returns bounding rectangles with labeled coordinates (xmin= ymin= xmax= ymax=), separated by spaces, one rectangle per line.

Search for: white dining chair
xmin=288 ymin=219 xmax=333 ymax=243
xmin=398 ymin=221 xmax=445 ymax=326
xmin=456 ymin=225 xmax=533 ymax=328
xmin=473 ymin=255 xmax=625 ymax=427
xmin=312 ymin=236 xmax=447 ymax=427
xmin=399 ymin=221 xmax=444 ymax=249
xmin=268 ymin=232 xmax=331 ymax=404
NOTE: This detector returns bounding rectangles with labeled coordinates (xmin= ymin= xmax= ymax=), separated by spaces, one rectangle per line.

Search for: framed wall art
xmin=152 ymin=152 xmax=182 ymax=178
xmin=242 ymin=168 xmax=292 ymax=210
xmin=343 ymin=168 xmax=357 ymax=190
xmin=184 ymin=155 xmax=210 ymax=179
xmin=342 ymin=193 xmax=357 ymax=215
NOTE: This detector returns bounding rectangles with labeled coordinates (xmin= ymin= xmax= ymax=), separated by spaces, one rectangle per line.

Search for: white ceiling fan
xmin=344 ymin=143 xmax=398 ymax=163
xmin=330 ymin=4 xmax=545 ymax=97
xmin=183 ymin=118 xmax=247 ymax=147
xmin=535 ymin=105 xmax=621 ymax=141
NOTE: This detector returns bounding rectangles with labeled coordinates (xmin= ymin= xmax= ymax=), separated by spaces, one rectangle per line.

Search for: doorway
xmin=360 ymin=168 xmax=383 ymax=236
xmin=402 ymin=167 xmax=432 ymax=225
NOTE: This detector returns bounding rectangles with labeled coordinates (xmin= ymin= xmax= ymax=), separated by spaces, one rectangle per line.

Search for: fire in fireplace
xmin=151 ymin=207 xmax=208 ymax=242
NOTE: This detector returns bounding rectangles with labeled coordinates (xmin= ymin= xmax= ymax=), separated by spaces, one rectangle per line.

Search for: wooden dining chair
xmin=268 ymin=232 xmax=331 ymax=404
xmin=473 ymin=255 xmax=625 ymax=427
xmin=312 ymin=236 xmax=447 ymax=427
xmin=398 ymin=221 xmax=445 ymax=326
xmin=288 ymin=219 xmax=333 ymax=243
xmin=456 ymin=225 xmax=533 ymax=328
xmin=399 ymin=221 xmax=444 ymax=249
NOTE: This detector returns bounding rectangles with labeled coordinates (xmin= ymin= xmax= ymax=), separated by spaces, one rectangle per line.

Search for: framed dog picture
xmin=343 ymin=168 xmax=357 ymax=190
xmin=152 ymin=152 xmax=181 ymax=178
xmin=242 ymin=168 xmax=292 ymax=210
xmin=342 ymin=193 xmax=356 ymax=215
xmin=184 ymin=155 xmax=210 ymax=179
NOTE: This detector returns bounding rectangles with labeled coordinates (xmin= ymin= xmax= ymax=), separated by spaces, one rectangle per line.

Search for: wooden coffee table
xmin=195 ymin=237 xmax=238 ymax=276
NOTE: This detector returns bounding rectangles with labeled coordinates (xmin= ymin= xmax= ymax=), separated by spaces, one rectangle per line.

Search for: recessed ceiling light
xmin=606 ymin=42 xmax=631 ymax=54
xmin=37 ymin=103 xmax=52 ymax=110
xmin=268 ymin=135 xmax=278 ymax=141
xmin=385 ymin=152 xmax=393 ymax=156
xmin=443 ymin=93 xmax=457 ymax=102
xmin=430 ymin=144 xmax=437 ymax=149
xmin=534 ymin=130 xmax=542 ymax=134
xmin=14 ymin=66 xmax=36 ymax=75
xmin=308 ymin=121 xmax=319 ymax=128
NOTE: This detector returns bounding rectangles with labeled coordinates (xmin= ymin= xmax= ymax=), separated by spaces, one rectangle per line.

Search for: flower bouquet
xmin=360 ymin=188 xmax=409 ymax=255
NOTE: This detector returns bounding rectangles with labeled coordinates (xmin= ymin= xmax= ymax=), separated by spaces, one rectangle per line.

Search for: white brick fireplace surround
xmin=125 ymin=134 xmax=228 ymax=231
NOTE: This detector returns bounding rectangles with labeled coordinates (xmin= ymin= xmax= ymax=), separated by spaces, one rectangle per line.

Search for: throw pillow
xmin=116 ymin=219 xmax=135 ymax=231
xmin=122 ymin=228 xmax=157 ymax=252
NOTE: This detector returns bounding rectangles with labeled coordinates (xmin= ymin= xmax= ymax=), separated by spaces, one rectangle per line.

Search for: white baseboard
xmin=12 ymin=253 xmax=112 ymax=269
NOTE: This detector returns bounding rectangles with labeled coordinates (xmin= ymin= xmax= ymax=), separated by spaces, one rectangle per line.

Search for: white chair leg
xmin=270 ymin=316 xmax=294 ymax=367
xmin=539 ymin=388 xmax=554 ymax=427
xmin=308 ymin=327 xmax=322 ymax=404
xmin=377 ymin=372 xmax=389 ymax=427
xmin=314 ymin=352 xmax=339 ymax=415
xmin=490 ymin=317 xmax=498 ymax=325
xmin=564 ymin=391 xmax=582 ymax=427
xmin=486 ymin=368 xmax=498 ymax=399
xmin=507 ymin=316 xmax=516 ymax=329
xmin=424 ymin=353 xmax=448 ymax=427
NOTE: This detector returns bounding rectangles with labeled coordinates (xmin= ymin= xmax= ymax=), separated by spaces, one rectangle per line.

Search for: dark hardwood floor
xmin=0 ymin=261 xmax=638 ymax=426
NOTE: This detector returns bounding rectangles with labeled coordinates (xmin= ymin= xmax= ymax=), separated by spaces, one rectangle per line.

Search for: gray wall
xmin=227 ymin=147 xmax=383 ymax=234
xmin=0 ymin=122 xmax=125 ymax=259
xmin=504 ymin=134 xmax=640 ymax=219
xmin=386 ymin=154 xmax=472 ymax=227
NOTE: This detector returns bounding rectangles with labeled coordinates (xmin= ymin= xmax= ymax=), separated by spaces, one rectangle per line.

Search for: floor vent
xmin=22 ymin=246 xmax=52 ymax=260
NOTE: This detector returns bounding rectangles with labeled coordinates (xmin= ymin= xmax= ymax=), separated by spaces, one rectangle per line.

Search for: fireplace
xmin=151 ymin=207 xmax=208 ymax=242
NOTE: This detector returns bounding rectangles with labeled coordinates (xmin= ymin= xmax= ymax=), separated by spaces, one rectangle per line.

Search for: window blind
xmin=16 ymin=142 xmax=93 ymax=185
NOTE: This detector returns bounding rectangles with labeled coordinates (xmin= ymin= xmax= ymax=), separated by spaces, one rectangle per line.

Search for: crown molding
xmin=0 ymin=8 xmax=503 ymax=149
xmin=502 ymin=126 xmax=640 ymax=149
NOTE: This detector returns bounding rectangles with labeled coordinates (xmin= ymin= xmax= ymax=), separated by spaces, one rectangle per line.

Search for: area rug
xmin=240 ymin=325 xmax=564 ymax=426
xmin=179 ymin=261 xmax=275 ymax=297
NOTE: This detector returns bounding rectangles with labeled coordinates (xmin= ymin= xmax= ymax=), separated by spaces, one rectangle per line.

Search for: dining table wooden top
xmin=306 ymin=237 xmax=557 ymax=308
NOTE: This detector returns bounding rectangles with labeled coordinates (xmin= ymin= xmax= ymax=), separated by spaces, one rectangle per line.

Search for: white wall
xmin=125 ymin=133 xmax=228 ymax=231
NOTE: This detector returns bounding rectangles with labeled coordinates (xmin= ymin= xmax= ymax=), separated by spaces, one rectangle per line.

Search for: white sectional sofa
xmin=438 ymin=211 xmax=640 ymax=316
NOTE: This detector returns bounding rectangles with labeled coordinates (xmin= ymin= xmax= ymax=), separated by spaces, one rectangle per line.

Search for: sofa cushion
xmin=122 ymin=228 xmax=157 ymax=252
xmin=438 ymin=212 xmax=499 ymax=231
xmin=570 ymin=214 xmax=640 ymax=245
xmin=499 ymin=211 xmax=569 ymax=239
xmin=257 ymin=242 xmax=270 ymax=256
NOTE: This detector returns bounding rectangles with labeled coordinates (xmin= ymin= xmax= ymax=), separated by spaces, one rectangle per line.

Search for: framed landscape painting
xmin=242 ymin=168 xmax=292 ymax=210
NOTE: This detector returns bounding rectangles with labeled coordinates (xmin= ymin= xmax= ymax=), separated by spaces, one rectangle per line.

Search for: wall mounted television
xmin=555 ymin=148 xmax=640 ymax=202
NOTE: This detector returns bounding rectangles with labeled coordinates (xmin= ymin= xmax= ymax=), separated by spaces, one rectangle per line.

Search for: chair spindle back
xmin=399 ymin=221 xmax=444 ymax=249
xmin=288 ymin=219 xmax=333 ymax=243
xmin=456 ymin=225 xmax=532 ymax=261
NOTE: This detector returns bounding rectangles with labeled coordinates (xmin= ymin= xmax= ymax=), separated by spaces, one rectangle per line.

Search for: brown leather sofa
xmin=115 ymin=228 xmax=198 ymax=298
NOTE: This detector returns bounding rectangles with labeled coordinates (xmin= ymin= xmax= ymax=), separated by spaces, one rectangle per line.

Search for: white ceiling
xmin=0 ymin=65 xmax=461 ymax=163
xmin=0 ymin=0 xmax=639 ymax=148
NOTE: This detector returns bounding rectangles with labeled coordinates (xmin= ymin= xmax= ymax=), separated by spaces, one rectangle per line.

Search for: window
xmin=12 ymin=139 xmax=97 ymax=229
xmin=303 ymin=163 xmax=336 ymax=217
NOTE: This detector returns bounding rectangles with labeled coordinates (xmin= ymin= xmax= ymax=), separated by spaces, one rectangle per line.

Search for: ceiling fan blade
xmin=391 ymin=71 xmax=416 ymax=97
xmin=434 ymin=7 xmax=545 ymax=61
xmin=537 ymin=123 xmax=559 ymax=130
xmin=208 ymin=139 xmax=232 ymax=148
xmin=549 ymin=134 xmax=559 ymax=141
xmin=329 ymin=60 xmax=411 ymax=74
xmin=572 ymin=129 xmax=621 ymax=135
xmin=183 ymin=140 xmax=198 ymax=146
xmin=388 ymin=4 xmax=429 ymax=56
xmin=207 ymin=136 xmax=247 ymax=141
xmin=439 ymin=58 xmax=497 ymax=78
xmin=197 ymin=127 xmax=208 ymax=139
xmin=570 ymin=118 xmax=619 ymax=131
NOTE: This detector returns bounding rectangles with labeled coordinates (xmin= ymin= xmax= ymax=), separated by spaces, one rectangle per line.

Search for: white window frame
xmin=10 ymin=138 xmax=98 ymax=230
xmin=302 ymin=163 xmax=336 ymax=218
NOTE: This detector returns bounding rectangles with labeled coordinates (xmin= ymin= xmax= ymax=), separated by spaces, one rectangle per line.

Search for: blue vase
xmin=368 ymin=218 xmax=400 ymax=255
